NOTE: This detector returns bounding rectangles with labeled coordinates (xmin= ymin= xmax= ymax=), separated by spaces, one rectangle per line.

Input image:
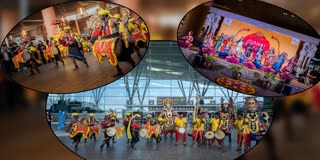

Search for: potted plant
xmin=262 ymin=72 xmax=277 ymax=89
xmin=230 ymin=64 xmax=244 ymax=79
xmin=203 ymin=53 xmax=216 ymax=68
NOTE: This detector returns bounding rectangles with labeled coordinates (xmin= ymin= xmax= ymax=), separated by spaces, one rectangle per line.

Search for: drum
xmin=215 ymin=130 xmax=225 ymax=140
xmin=92 ymin=37 xmax=123 ymax=66
xmin=106 ymin=127 xmax=117 ymax=137
xmin=21 ymin=51 xmax=31 ymax=62
xmin=204 ymin=131 xmax=215 ymax=140
xmin=178 ymin=127 xmax=186 ymax=134
xmin=139 ymin=128 xmax=147 ymax=137
xmin=100 ymin=122 xmax=108 ymax=128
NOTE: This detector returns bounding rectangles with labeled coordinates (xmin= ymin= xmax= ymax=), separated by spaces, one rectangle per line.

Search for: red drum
xmin=101 ymin=122 xmax=108 ymax=128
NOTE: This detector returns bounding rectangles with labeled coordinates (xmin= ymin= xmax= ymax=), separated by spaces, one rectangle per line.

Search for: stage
xmin=182 ymin=48 xmax=311 ymax=96
xmin=9 ymin=49 xmax=145 ymax=93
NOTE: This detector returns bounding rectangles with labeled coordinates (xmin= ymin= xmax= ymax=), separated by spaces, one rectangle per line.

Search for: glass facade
xmin=47 ymin=41 xmax=271 ymax=113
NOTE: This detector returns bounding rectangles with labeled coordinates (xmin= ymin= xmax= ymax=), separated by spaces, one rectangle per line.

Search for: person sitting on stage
xmin=201 ymin=34 xmax=216 ymax=55
xmin=234 ymin=112 xmax=250 ymax=152
xmin=62 ymin=26 xmax=89 ymax=70
xmin=174 ymin=113 xmax=187 ymax=146
xmin=123 ymin=112 xmax=131 ymax=144
xmin=210 ymin=112 xmax=223 ymax=149
xmin=192 ymin=113 xmax=205 ymax=145
xmin=178 ymin=31 xmax=194 ymax=49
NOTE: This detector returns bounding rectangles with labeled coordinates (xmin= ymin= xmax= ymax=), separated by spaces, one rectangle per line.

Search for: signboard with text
xmin=156 ymin=97 xmax=187 ymax=105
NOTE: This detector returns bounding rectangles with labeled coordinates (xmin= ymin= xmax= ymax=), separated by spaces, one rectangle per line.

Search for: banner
xmin=156 ymin=97 xmax=187 ymax=105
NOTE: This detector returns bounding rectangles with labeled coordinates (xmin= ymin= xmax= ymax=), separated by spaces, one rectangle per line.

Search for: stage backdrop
xmin=216 ymin=18 xmax=301 ymax=68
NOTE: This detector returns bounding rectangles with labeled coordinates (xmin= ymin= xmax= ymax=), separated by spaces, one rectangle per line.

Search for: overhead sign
xmin=156 ymin=97 xmax=187 ymax=105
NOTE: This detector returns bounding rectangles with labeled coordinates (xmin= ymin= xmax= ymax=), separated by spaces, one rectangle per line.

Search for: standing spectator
xmin=46 ymin=111 xmax=52 ymax=127
xmin=0 ymin=44 xmax=13 ymax=74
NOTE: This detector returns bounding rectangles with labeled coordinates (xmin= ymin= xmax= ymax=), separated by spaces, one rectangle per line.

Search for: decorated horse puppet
xmin=158 ymin=98 xmax=176 ymax=138
xmin=140 ymin=114 xmax=162 ymax=143
xmin=82 ymin=113 xmax=100 ymax=143
xmin=243 ymin=97 xmax=270 ymax=144
xmin=90 ymin=10 xmax=137 ymax=77
xmin=12 ymin=41 xmax=41 ymax=75
xmin=66 ymin=113 xmax=90 ymax=149
xmin=280 ymin=57 xmax=297 ymax=80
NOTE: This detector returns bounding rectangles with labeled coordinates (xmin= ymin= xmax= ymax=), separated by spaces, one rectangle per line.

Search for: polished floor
xmin=9 ymin=49 xmax=146 ymax=93
xmin=52 ymin=123 xmax=253 ymax=160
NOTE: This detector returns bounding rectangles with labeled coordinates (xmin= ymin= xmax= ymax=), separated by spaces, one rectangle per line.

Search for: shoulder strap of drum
xmin=216 ymin=118 xmax=221 ymax=131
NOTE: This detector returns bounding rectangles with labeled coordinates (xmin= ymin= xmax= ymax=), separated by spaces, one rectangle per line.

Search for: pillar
xmin=0 ymin=9 xmax=19 ymax=42
xmin=41 ymin=7 xmax=57 ymax=38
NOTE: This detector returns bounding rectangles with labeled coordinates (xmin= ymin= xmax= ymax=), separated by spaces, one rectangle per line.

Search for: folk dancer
xmin=110 ymin=109 xmax=119 ymax=143
xmin=210 ymin=112 xmax=223 ymax=149
xmin=123 ymin=112 xmax=132 ymax=143
xmin=203 ymin=112 xmax=212 ymax=144
xmin=67 ymin=113 xmax=89 ymax=149
xmin=100 ymin=113 xmax=115 ymax=151
xmin=174 ymin=113 xmax=187 ymax=146
xmin=85 ymin=114 xmax=100 ymax=142
xmin=62 ymin=26 xmax=89 ymax=70
xmin=145 ymin=114 xmax=162 ymax=143
xmin=192 ymin=114 xmax=205 ymax=145
xmin=234 ymin=112 xmax=250 ymax=152
xmin=23 ymin=44 xmax=41 ymax=75
xmin=224 ymin=116 xmax=234 ymax=143
xmin=127 ymin=114 xmax=141 ymax=149
xmin=52 ymin=40 xmax=65 ymax=66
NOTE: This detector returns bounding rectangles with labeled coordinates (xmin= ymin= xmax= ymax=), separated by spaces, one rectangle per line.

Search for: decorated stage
xmin=183 ymin=48 xmax=310 ymax=96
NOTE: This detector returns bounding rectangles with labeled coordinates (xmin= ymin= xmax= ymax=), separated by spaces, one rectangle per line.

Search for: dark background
xmin=0 ymin=0 xmax=320 ymax=160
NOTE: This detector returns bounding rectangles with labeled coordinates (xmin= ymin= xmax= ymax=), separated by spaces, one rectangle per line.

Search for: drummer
xmin=234 ymin=112 xmax=250 ymax=152
xmin=192 ymin=113 xmax=205 ymax=145
xmin=99 ymin=113 xmax=114 ymax=151
xmin=145 ymin=114 xmax=155 ymax=125
xmin=204 ymin=112 xmax=212 ymax=144
xmin=110 ymin=109 xmax=119 ymax=144
xmin=210 ymin=112 xmax=223 ymax=149
xmin=174 ymin=113 xmax=187 ymax=146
